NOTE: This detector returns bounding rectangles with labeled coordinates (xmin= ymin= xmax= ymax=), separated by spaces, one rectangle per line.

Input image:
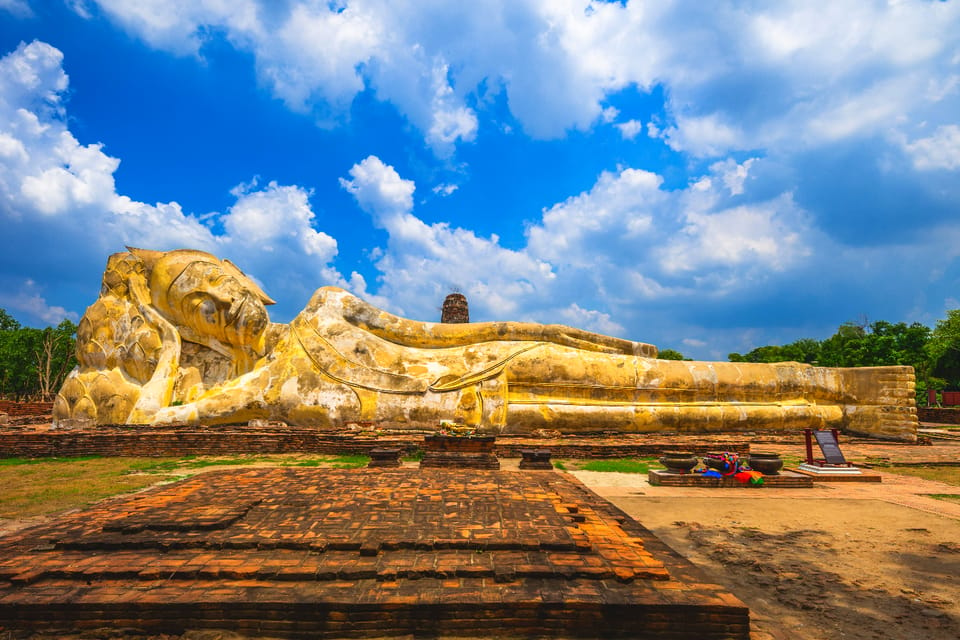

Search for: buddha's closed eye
xmin=198 ymin=298 xmax=217 ymax=324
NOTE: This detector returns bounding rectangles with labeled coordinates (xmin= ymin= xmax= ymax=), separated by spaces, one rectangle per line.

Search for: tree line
xmin=0 ymin=309 xmax=77 ymax=400
xmin=726 ymin=312 xmax=960 ymax=406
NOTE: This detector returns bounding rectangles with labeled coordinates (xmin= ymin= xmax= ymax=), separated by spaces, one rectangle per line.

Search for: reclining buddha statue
xmin=53 ymin=248 xmax=918 ymax=441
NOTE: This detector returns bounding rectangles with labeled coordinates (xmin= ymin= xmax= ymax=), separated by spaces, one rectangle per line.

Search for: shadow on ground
xmin=674 ymin=523 xmax=959 ymax=640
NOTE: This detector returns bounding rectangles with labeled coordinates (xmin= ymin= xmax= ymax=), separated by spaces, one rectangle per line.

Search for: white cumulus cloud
xmin=0 ymin=41 xmax=348 ymax=324
xmin=340 ymin=155 xmax=557 ymax=320
xmin=615 ymin=119 xmax=643 ymax=140
xmin=335 ymin=153 xmax=825 ymax=343
xmin=559 ymin=303 xmax=624 ymax=336
xmin=657 ymin=195 xmax=809 ymax=277
xmin=905 ymin=125 xmax=960 ymax=171
xmin=80 ymin=0 xmax=960 ymax=160
xmin=338 ymin=155 xmax=415 ymax=223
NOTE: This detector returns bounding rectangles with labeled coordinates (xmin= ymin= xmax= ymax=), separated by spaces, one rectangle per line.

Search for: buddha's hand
xmin=150 ymin=403 xmax=200 ymax=426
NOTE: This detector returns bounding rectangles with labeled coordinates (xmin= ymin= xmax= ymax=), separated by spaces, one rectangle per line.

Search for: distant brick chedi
xmin=441 ymin=292 xmax=470 ymax=323
xmin=54 ymin=248 xmax=917 ymax=441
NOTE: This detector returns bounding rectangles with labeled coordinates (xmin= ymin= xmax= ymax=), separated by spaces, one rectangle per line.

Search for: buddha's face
xmin=150 ymin=253 xmax=271 ymax=356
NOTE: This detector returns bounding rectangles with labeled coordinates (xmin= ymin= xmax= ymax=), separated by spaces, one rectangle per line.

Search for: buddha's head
xmin=128 ymin=247 xmax=274 ymax=360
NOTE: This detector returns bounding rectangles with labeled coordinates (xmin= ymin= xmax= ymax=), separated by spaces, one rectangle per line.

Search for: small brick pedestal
xmin=367 ymin=447 xmax=402 ymax=468
xmin=649 ymin=469 xmax=813 ymax=488
xmin=519 ymin=448 xmax=553 ymax=470
xmin=419 ymin=435 xmax=500 ymax=470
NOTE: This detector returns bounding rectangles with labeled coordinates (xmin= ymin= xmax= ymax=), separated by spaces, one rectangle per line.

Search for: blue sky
xmin=1 ymin=0 xmax=959 ymax=360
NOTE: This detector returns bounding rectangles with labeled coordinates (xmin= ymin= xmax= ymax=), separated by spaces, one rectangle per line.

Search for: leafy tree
xmin=729 ymin=340 xmax=818 ymax=364
xmin=728 ymin=317 xmax=936 ymax=405
xmin=0 ymin=324 xmax=36 ymax=398
xmin=658 ymin=348 xmax=690 ymax=361
xmin=927 ymin=309 xmax=960 ymax=386
xmin=34 ymin=320 xmax=78 ymax=398
xmin=0 ymin=309 xmax=20 ymax=332
xmin=818 ymin=321 xmax=867 ymax=367
xmin=819 ymin=321 xmax=930 ymax=370
xmin=0 ymin=310 xmax=77 ymax=400
xmin=778 ymin=338 xmax=822 ymax=364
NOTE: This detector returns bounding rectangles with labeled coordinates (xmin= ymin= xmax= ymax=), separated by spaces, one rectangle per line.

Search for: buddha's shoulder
xmin=290 ymin=287 xmax=370 ymax=328
xmin=296 ymin=286 xmax=350 ymax=313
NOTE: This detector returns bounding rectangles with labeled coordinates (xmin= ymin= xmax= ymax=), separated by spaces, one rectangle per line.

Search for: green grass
xmin=402 ymin=449 xmax=424 ymax=462
xmin=775 ymin=453 xmax=804 ymax=468
xmin=0 ymin=457 xmax=180 ymax=517
xmin=326 ymin=455 xmax=370 ymax=468
xmin=128 ymin=454 xmax=372 ymax=473
xmin=886 ymin=465 xmax=960 ymax=487
xmin=549 ymin=457 xmax=661 ymax=473
xmin=125 ymin=456 xmax=197 ymax=473
xmin=182 ymin=456 xmax=275 ymax=468
xmin=0 ymin=453 xmax=377 ymax=519
xmin=577 ymin=458 xmax=656 ymax=474
xmin=925 ymin=494 xmax=960 ymax=504
xmin=124 ymin=455 xmax=274 ymax=472
xmin=0 ymin=455 xmax=103 ymax=466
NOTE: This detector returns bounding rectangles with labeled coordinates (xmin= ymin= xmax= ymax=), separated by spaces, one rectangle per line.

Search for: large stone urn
xmin=747 ymin=452 xmax=784 ymax=475
xmin=658 ymin=451 xmax=699 ymax=473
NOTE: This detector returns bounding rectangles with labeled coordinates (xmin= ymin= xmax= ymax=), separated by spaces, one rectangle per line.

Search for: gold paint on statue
xmin=53 ymin=248 xmax=918 ymax=441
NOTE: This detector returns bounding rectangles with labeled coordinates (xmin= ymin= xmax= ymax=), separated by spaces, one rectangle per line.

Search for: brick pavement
xmin=0 ymin=468 xmax=749 ymax=639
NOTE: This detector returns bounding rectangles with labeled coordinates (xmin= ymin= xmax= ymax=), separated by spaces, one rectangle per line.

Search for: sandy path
xmin=573 ymin=468 xmax=960 ymax=640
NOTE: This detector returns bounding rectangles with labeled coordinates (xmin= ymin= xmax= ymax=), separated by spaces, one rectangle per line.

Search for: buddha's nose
xmin=227 ymin=295 xmax=246 ymax=323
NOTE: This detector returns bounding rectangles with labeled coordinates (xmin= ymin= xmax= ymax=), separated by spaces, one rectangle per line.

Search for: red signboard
xmin=943 ymin=391 xmax=960 ymax=406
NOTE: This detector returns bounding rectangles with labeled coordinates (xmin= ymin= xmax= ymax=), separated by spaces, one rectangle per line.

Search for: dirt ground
xmin=574 ymin=438 xmax=960 ymax=640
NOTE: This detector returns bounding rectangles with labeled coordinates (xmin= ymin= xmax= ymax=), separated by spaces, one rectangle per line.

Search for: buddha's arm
xmin=126 ymin=276 xmax=183 ymax=423
xmin=319 ymin=287 xmax=657 ymax=357
xmin=148 ymin=363 xmax=281 ymax=425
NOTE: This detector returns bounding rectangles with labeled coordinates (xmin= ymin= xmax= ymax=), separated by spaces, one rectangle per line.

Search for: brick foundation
xmin=0 ymin=468 xmax=750 ymax=639
xmin=0 ymin=401 xmax=54 ymax=417
xmin=919 ymin=407 xmax=960 ymax=425
xmin=0 ymin=424 xmax=752 ymax=460
xmin=0 ymin=400 xmax=53 ymax=426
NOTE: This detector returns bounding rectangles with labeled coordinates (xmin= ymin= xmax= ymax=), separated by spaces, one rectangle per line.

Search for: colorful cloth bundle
xmin=734 ymin=470 xmax=764 ymax=485
xmin=699 ymin=452 xmax=765 ymax=485
xmin=707 ymin=452 xmax=740 ymax=476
